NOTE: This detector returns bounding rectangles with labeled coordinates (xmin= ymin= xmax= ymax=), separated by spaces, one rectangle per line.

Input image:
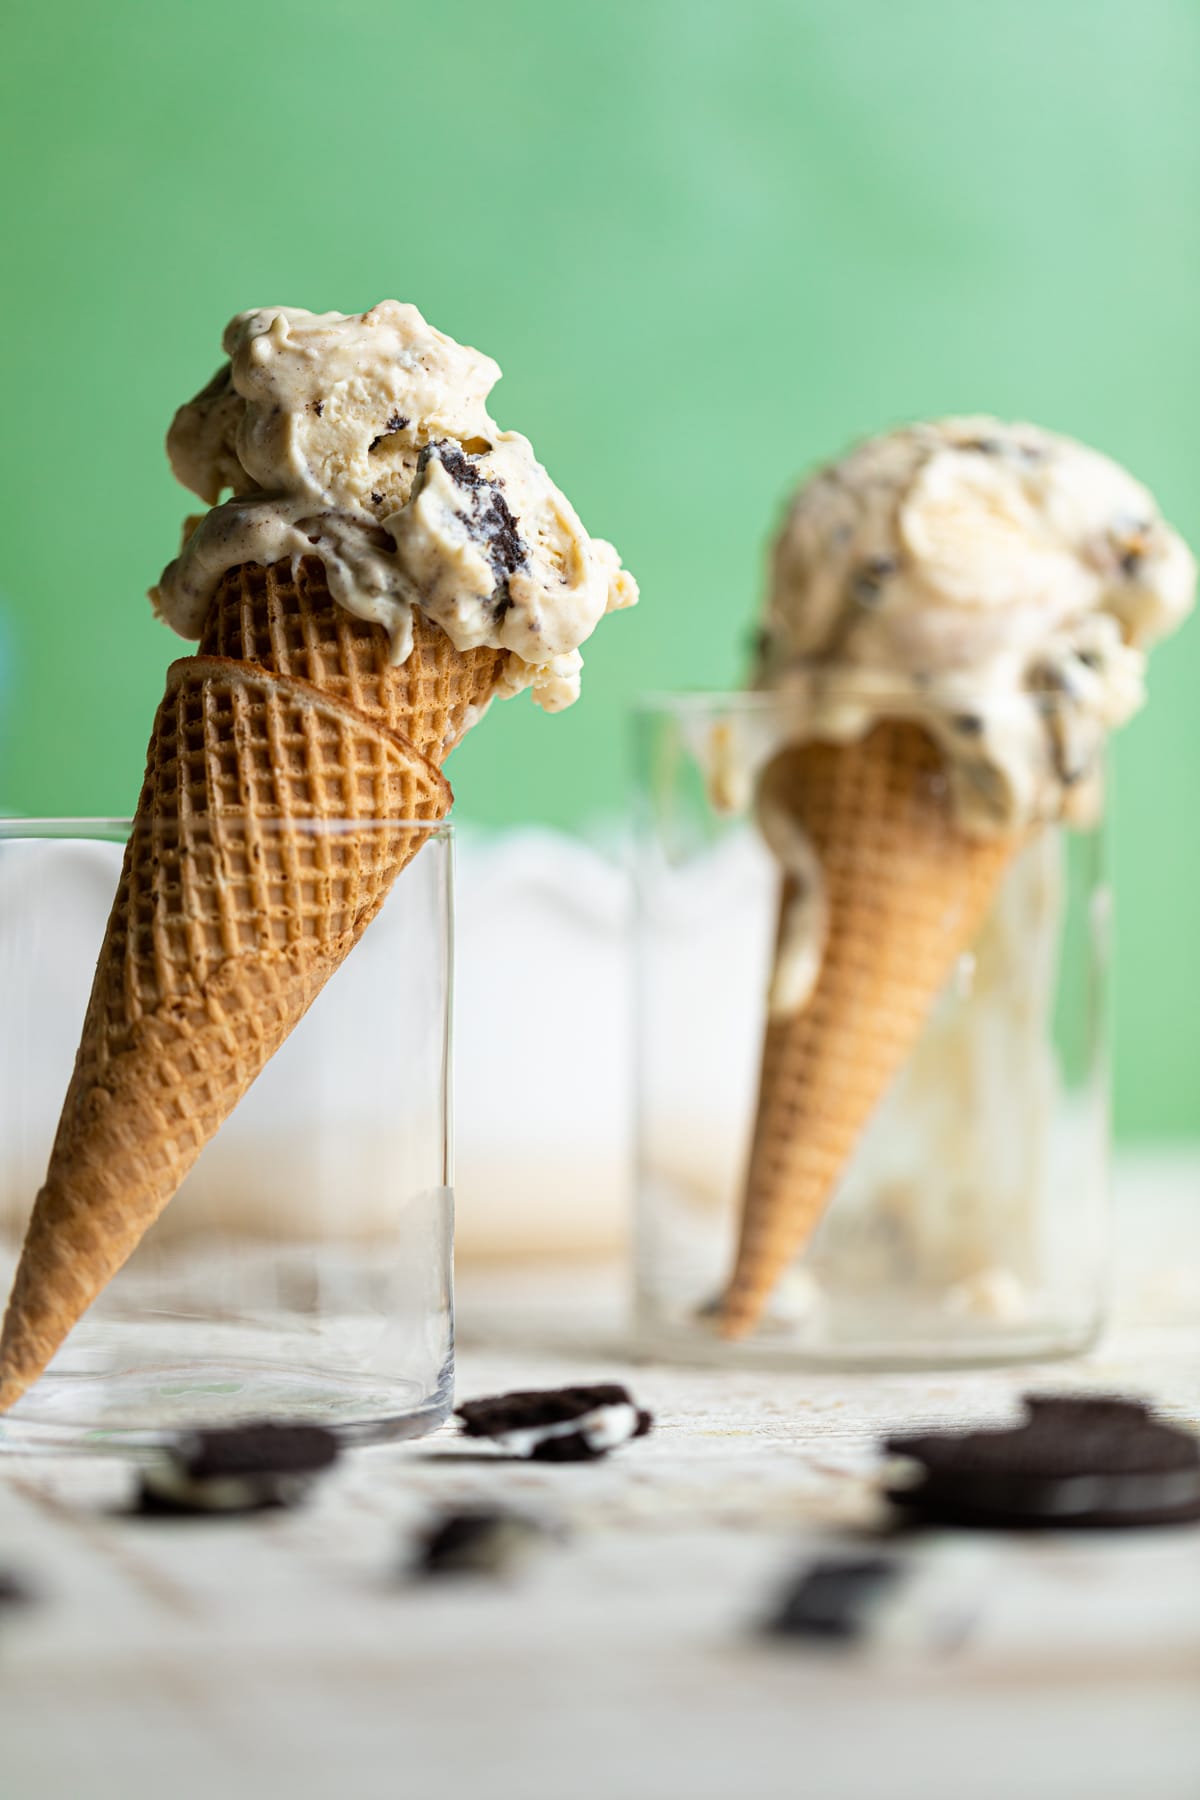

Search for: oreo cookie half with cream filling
xmin=886 ymin=1394 xmax=1200 ymax=1529
xmin=138 ymin=1422 xmax=340 ymax=1515
xmin=456 ymin=1384 xmax=653 ymax=1462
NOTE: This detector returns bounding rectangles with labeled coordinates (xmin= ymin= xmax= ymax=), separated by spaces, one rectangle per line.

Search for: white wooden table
xmin=2 ymin=1157 xmax=1199 ymax=1800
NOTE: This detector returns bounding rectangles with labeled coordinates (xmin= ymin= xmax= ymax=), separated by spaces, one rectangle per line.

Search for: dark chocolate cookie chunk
xmin=764 ymin=1556 xmax=900 ymax=1642
xmin=886 ymin=1394 xmax=1200 ymax=1528
xmin=0 ymin=1567 xmax=36 ymax=1611
xmin=415 ymin=439 xmax=528 ymax=618
xmin=456 ymin=1384 xmax=653 ymax=1462
xmin=414 ymin=1509 xmax=553 ymax=1578
xmin=138 ymin=1421 xmax=340 ymax=1515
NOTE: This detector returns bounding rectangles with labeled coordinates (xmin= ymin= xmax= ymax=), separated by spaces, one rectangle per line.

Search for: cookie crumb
xmin=414 ymin=1509 xmax=553 ymax=1578
xmin=764 ymin=1556 xmax=899 ymax=1642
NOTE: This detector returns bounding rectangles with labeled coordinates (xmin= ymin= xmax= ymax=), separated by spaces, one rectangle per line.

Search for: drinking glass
xmin=633 ymin=695 xmax=1109 ymax=1368
xmin=0 ymin=816 xmax=454 ymax=1446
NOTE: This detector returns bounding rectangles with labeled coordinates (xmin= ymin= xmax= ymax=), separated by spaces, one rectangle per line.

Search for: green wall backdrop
xmin=1 ymin=1 xmax=1198 ymax=1137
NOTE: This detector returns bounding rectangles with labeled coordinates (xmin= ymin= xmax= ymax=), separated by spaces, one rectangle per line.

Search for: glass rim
xmin=0 ymin=815 xmax=455 ymax=839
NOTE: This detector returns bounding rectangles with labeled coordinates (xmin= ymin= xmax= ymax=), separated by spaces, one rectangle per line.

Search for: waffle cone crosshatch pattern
xmin=199 ymin=557 xmax=510 ymax=759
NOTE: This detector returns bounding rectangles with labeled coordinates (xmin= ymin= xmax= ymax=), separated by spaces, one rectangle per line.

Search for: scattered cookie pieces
xmin=886 ymin=1393 xmax=1200 ymax=1529
xmin=413 ymin=1508 xmax=555 ymax=1579
xmin=456 ymin=1384 xmax=653 ymax=1462
xmin=0 ymin=1567 xmax=36 ymax=1612
xmin=138 ymin=1421 xmax=340 ymax=1516
xmin=764 ymin=1555 xmax=900 ymax=1642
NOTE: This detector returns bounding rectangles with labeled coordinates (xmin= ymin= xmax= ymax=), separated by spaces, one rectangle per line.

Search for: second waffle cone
xmin=720 ymin=722 xmax=1019 ymax=1340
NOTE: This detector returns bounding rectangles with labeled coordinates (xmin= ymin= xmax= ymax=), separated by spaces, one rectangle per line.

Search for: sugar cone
xmin=199 ymin=556 xmax=509 ymax=763
xmin=720 ymin=722 xmax=1019 ymax=1340
xmin=0 ymin=653 xmax=451 ymax=1411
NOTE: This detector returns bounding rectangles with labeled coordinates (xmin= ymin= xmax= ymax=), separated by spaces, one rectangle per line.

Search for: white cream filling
xmin=141 ymin=1462 xmax=314 ymax=1512
xmin=488 ymin=1401 xmax=642 ymax=1457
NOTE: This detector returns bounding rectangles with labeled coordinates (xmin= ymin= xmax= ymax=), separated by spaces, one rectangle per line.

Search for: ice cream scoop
xmin=757 ymin=416 xmax=1193 ymax=834
xmin=722 ymin=418 xmax=1192 ymax=1338
xmin=0 ymin=302 xmax=637 ymax=1413
xmin=154 ymin=302 xmax=636 ymax=711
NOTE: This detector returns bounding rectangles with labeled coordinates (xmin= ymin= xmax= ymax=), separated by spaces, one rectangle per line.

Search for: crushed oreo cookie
xmin=368 ymin=411 xmax=410 ymax=451
xmin=886 ymin=1394 xmax=1200 ymax=1529
xmin=138 ymin=1421 xmax=340 ymax=1515
xmin=416 ymin=438 xmax=528 ymax=619
xmin=0 ymin=1567 xmax=35 ymax=1612
xmin=1114 ymin=519 xmax=1153 ymax=578
xmin=850 ymin=554 xmax=897 ymax=606
xmin=414 ymin=1508 xmax=553 ymax=1578
xmin=456 ymin=1384 xmax=653 ymax=1462
xmin=1027 ymin=658 xmax=1077 ymax=699
xmin=764 ymin=1556 xmax=900 ymax=1642
xmin=430 ymin=440 xmax=485 ymax=491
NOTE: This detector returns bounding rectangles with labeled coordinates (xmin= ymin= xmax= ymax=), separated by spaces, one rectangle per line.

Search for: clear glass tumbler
xmin=0 ymin=816 xmax=454 ymax=1446
xmin=633 ymin=694 xmax=1109 ymax=1368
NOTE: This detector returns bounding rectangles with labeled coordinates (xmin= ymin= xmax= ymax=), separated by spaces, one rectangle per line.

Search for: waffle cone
xmin=720 ymin=721 xmax=1019 ymax=1340
xmin=199 ymin=556 xmax=509 ymax=764
xmin=0 ymin=652 xmax=451 ymax=1411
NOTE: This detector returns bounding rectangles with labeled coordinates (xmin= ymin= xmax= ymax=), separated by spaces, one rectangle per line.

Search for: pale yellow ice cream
xmin=153 ymin=303 xmax=637 ymax=710
xmin=748 ymin=417 xmax=1194 ymax=1018
xmin=758 ymin=416 xmax=1194 ymax=834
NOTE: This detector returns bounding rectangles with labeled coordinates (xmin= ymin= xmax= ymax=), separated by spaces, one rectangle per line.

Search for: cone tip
xmin=0 ymin=1360 xmax=31 ymax=1416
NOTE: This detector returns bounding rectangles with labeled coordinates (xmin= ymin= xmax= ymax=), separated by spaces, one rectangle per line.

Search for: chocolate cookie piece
xmin=886 ymin=1394 xmax=1200 ymax=1529
xmin=456 ymin=1384 xmax=653 ymax=1462
xmin=0 ymin=1568 xmax=36 ymax=1611
xmin=764 ymin=1556 xmax=900 ymax=1642
xmin=414 ymin=1509 xmax=553 ymax=1578
xmin=415 ymin=439 xmax=528 ymax=618
xmin=138 ymin=1421 xmax=340 ymax=1515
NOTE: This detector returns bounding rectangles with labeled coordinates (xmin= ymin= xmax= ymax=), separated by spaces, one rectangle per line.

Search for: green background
xmin=1 ymin=1 xmax=1197 ymax=1137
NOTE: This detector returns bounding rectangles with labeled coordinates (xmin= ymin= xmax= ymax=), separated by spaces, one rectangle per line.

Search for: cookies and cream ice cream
xmin=748 ymin=417 xmax=1194 ymax=1021
xmin=153 ymin=302 xmax=637 ymax=711
xmin=757 ymin=417 xmax=1194 ymax=836
xmin=721 ymin=417 xmax=1193 ymax=1338
xmin=0 ymin=299 xmax=639 ymax=1418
